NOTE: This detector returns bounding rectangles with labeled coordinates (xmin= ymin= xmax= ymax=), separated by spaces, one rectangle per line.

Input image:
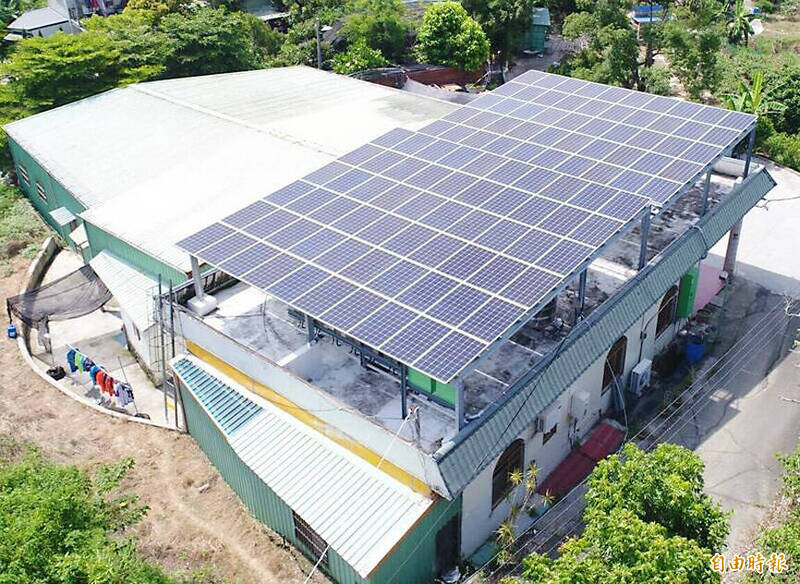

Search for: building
xmin=4 ymin=67 xmax=455 ymax=374
xmin=7 ymin=67 xmax=775 ymax=582
xmin=521 ymin=7 xmax=550 ymax=55
xmin=4 ymin=3 xmax=78 ymax=42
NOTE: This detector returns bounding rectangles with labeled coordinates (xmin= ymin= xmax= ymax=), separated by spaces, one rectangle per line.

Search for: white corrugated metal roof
xmin=5 ymin=67 xmax=456 ymax=273
xmin=174 ymin=355 xmax=434 ymax=578
xmin=8 ymin=6 xmax=68 ymax=30
xmin=48 ymin=206 xmax=76 ymax=226
xmin=69 ymin=223 xmax=88 ymax=247
xmin=89 ymin=251 xmax=158 ymax=330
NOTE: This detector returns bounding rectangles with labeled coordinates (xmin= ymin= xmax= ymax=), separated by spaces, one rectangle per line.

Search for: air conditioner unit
xmin=630 ymin=359 xmax=652 ymax=397
xmin=571 ymin=391 xmax=590 ymax=420
xmin=536 ymin=402 xmax=562 ymax=433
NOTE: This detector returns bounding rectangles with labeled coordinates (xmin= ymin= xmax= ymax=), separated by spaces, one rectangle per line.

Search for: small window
xmin=656 ymin=285 xmax=679 ymax=338
xmin=491 ymin=439 xmax=524 ymax=507
xmin=542 ymin=424 xmax=557 ymax=445
xmin=603 ymin=336 xmax=627 ymax=394
xmin=35 ymin=181 xmax=46 ymax=202
xmin=293 ymin=510 xmax=328 ymax=567
xmin=17 ymin=165 xmax=29 ymax=185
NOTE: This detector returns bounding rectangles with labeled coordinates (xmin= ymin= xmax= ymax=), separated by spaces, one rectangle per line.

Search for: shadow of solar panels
xmin=177 ymin=70 xmax=755 ymax=383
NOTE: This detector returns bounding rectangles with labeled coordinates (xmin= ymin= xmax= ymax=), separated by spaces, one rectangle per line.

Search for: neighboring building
xmin=4 ymin=4 xmax=78 ymax=41
xmin=522 ymin=7 xmax=550 ymax=55
xmin=630 ymin=3 xmax=668 ymax=39
xmin=8 ymin=67 xmax=775 ymax=582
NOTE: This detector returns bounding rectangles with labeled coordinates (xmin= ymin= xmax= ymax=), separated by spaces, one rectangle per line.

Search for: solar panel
xmin=180 ymin=70 xmax=755 ymax=382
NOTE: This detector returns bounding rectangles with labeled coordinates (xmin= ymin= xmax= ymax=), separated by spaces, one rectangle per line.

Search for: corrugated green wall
xmin=84 ymin=220 xmax=187 ymax=285
xmin=180 ymin=381 xmax=462 ymax=584
xmin=8 ymin=138 xmax=85 ymax=239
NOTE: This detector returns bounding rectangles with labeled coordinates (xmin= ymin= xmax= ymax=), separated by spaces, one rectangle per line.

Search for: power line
xmin=469 ymin=302 xmax=793 ymax=582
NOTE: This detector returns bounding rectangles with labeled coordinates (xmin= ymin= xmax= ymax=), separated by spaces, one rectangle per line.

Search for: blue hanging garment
xmin=66 ymin=349 xmax=77 ymax=372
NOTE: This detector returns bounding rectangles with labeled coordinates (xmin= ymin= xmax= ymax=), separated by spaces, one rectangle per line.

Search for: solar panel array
xmin=178 ymin=70 xmax=755 ymax=383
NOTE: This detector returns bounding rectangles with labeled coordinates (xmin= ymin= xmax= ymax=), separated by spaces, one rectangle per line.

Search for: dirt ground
xmin=0 ymin=257 xmax=328 ymax=584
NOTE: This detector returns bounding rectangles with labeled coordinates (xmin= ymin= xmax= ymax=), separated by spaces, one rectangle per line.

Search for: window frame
xmin=542 ymin=423 xmax=557 ymax=445
xmin=656 ymin=285 xmax=679 ymax=338
xmin=292 ymin=510 xmax=329 ymax=568
xmin=491 ymin=439 xmax=525 ymax=508
xmin=602 ymin=336 xmax=628 ymax=394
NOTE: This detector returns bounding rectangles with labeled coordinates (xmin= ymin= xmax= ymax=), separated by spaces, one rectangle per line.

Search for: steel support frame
xmin=638 ymin=207 xmax=652 ymax=271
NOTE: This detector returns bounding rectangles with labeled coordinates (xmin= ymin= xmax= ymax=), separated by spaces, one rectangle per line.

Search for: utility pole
xmin=315 ymin=18 xmax=323 ymax=69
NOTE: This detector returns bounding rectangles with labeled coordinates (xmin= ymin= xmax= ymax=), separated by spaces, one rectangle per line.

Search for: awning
xmin=49 ymin=206 xmax=76 ymax=226
xmin=69 ymin=223 xmax=88 ymax=248
xmin=172 ymin=356 xmax=434 ymax=578
xmin=89 ymin=251 xmax=158 ymax=331
xmin=537 ymin=420 xmax=624 ymax=497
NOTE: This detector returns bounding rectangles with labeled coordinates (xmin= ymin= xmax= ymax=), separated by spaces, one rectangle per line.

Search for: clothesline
xmin=65 ymin=343 xmax=136 ymax=410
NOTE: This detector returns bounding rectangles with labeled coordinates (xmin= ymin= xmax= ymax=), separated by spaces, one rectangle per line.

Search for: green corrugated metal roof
xmin=174 ymin=358 xmax=262 ymax=435
xmin=434 ymin=168 xmax=777 ymax=495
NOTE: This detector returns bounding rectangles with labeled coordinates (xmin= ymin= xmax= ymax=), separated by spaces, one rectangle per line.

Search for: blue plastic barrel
xmin=686 ymin=340 xmax=705 ymax=364
xmin=7 ymin=323 xmax=17 ymax=339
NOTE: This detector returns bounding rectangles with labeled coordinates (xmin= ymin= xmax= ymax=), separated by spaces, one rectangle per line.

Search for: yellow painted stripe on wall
xmin=185 ymin=341 xmax=432 ymax=497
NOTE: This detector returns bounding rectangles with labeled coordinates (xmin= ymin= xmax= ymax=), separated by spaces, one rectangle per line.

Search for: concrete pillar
xmin=701 ymin=171 xmax=711 ymax=216
xmin=190 ymin=255 xmax=204 ymax=299
xmin=576 ymin=269 xmax=587 ymax=323
xmin=187 ymin=255 xmax=217 ymax=316
xmin=723 ymin=129 xmax=756 ymax=276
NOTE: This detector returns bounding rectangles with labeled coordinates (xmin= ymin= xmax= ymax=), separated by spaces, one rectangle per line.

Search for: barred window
xmin=292 ymin=510 xmax=328 ymax=567
xmin=491 ymin=439 xmax=524 ymax=507
xmin=656 ymin=285 xmax=679 ymax=338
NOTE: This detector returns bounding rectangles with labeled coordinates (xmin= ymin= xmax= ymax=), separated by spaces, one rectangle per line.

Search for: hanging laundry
xmin=66 ymin=349 xmax=77 ymax=373
xmin=103 ymin=374 xmax=115 ymax=396
xmin=89 ymin=365 xmax=101 ymax=385
xmin=75 ymin=352 xmax=84 ymax=371
xmin=117 ymin=384 xmax=134 ymax=407
xmin=82 ymin=358 xmax=94 ymax=372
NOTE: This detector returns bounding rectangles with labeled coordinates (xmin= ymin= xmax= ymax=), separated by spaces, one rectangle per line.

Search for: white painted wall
xmin=177 ymin=309 xmax=451 ymax=496
xmin=459 ymin=283 xmax=685 ymax=557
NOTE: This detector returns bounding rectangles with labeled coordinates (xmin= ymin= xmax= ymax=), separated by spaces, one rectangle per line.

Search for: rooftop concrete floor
xmin=30 ymin=250 xmax=171 ymax=427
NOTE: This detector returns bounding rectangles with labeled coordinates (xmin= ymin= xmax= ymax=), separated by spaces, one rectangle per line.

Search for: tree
xmin=415 ymin=1 xmax=490 ymax=72
xmin=461 ymin=0 xmax=537 ymax=68
xmin=1 ymin=32 xmax=123 ymax=109
xmin=83 ymin=10 xmax=171 ymax=83
xmin=663 ymin=0 xmax=724 ymax=99
xmin=124 ymin=0 xmax=188 ymax=17
xmin=160 ymin=7 xmax=262 ymax=77
xmin=561 ymin=0 xmax=641 ymax=89
xmin=726 ymin=0 xmax=755 ymax=46
xmin=584 ymin=443 xmax=729 ymax=550
xmin=504 ymin=444 xmax=727 ymax=583
xmin=509 ymin=508 xmax=719 ymax=584
xmin=332 ymin=39 xmax=389 ymax=74
xmin=341 ymin=0 xmax=410 ymax=62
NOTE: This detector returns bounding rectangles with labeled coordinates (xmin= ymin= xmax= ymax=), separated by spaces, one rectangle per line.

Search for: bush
xmin=414 ymin=1 xmax=489 ymax=72
xmin=0 ymin=449 xmax=174 ymax=583
xmin=764 ymin=133 xmax=800 ymax=171
xmin=640 ymin=65 xmax=671 ymax=96
xmin=332 ymin=39 xmax=389 ymax=74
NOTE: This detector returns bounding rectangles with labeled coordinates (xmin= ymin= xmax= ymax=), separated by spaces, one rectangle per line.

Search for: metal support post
xmin=638 ymin=208 xmax=651 ymax=271
xmin=576 ymin=269 xmax=587 ymax=322
xmin=454 ymin=378 xmax=465 ymax=431
xmin=315 ymin=19 xmax=322 ymax=69
xmin=190 ymin=255 xmax=204 ymax=300
xmin=400 ymin=364 xmax=408 ymax=419
xmin=724 ymin=129 xmax=756 ymax=275
xmin=158 ymin=275 xmax=168 ymax=424
xmin=305 ymin=314 xmax=315 ymax=344
xmin=701 ymin=171 xmax=711 ymax=216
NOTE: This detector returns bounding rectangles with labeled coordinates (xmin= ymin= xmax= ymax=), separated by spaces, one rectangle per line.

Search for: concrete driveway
xmin=707 ymin=158 xmax=800 ymax=294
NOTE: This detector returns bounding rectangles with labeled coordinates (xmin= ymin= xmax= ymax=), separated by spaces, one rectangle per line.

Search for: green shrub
xmin=764 ymin=132 xmax=800 ymax=171
xmin=332 ymin=39 xmax=389 ymax=74
xmin=414 ymin=1 xmax=489 ymax=72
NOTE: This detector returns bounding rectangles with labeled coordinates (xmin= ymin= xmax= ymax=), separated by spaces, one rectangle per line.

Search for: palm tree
xmin=726 ymin=0 xmax=755 ymax=47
